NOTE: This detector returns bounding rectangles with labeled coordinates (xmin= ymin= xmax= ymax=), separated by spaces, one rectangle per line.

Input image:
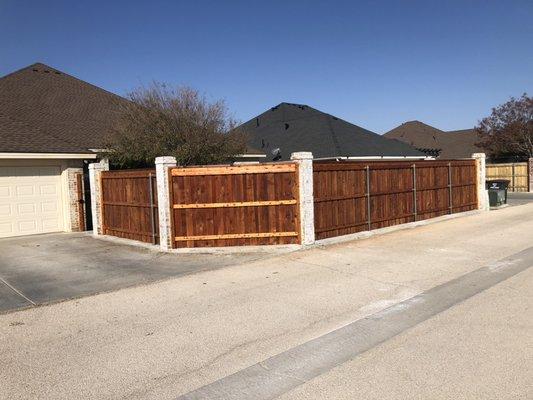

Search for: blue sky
xmin=1 ymin=0 xmax=532 ymax=133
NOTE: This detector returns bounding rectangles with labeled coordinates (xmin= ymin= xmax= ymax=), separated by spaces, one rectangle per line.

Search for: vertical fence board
xmin=486 ymin=162 xmax=528 ymax=192
xmin=169 ymin=163 xmax=300 ymax=248
xmin=100 ymin=169 xmax=159 ymax=244
xmin=313 ymin=160 xmax=477 ymax=240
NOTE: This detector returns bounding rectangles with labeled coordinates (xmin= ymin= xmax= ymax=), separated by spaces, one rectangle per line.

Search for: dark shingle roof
xmin=236 ymin=103 xmax=423 ymax=161
xmin=0 ymin=62 xmax=127 ymax=153
xmin=383 ymin=121 xmax=482 ymax=158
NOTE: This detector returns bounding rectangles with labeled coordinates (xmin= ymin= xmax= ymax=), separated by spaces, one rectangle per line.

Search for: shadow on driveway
xmin=0 ymin=233 xmax=272 ymax=313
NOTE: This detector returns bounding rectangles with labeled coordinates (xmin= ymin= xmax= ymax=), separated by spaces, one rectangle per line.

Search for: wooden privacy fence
xmin=486 ymin=162 xmax=529 ymax=192
xmin=313 ymin=160 xmax=478 ymax=240
xmin=169 ymin=163 xmax=300 ymax=248
xmin=100 ymin=169 xmax=159 ymax=244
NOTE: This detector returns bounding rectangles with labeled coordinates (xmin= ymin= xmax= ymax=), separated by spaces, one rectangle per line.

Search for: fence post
xmin=527 ymin=158 xmax=533 ymax=193
xmin=412 ymin=164 xmax=417 ymax=222
xmin=472 ymin=153 xmax=489 ymax=211
xmin=447 ymin=162 xmax=453 ymax=213
xmin=365 ymin=166 xmax=371 ymax=230
xmin=155 ymin=156 xmax=177 ymax=251
xmin=88 ymin=159 xmax=109 ymax=235
xmin=291 ymin=152 xmax=315 ymax=246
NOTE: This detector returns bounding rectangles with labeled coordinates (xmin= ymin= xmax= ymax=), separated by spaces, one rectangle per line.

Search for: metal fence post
xmin=412 ymin=164 xmax=417 ymax=221
xmin=448 ymin=162 xmax=453 ymax=214
xmin=366 ymin=165 xmax=371 ymax=230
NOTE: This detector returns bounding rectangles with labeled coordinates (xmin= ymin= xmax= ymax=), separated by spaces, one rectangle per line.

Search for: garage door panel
xmin=0 ymin=222 xmax=13 ymax=235
xmin=0 ymin=166 xmax=63 ymax=238
xmin=17 ymin=203 xmax=36 ymax=214
xmin=0 ymin=204 xmax=11 ymax=216
xmin=41 ymin=202 xmax=58 ymax=213
xmin=42 ymin=218 xmax=61 ymax=230
xmin=16 ymin=185 xmax=35 ymax=196
xmin=40 ymin=184 xmax=57 ymax=195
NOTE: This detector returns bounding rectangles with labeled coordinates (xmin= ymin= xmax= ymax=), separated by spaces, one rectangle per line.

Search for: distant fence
xmin=313 ymin=160 xmax=478 ymax=240
xmin=169 ymin=163 xmax=300 ymax=248
xmin=486 ymin=162 xmax=529 ymax=192
xmin=100 ymin=169 xmax=158 ymax=244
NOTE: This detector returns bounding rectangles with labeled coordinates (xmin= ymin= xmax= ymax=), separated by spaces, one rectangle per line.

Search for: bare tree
xmin=104 ymin=84 xmax=247 ymax=168
xmin=476 ymin=93 xmax=533 ymax=160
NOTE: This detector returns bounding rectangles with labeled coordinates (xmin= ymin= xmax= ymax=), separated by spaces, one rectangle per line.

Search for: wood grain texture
xmin=313 ymin=160 xmax=477 ymax=240
xmin=170 ymin=163 xmax=300 ymax=248
xmin=101 ymin=169 xmax=159 ymax=244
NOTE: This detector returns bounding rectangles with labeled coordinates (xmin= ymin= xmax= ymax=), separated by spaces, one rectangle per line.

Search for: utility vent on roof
xmin=284 ymin=123 xmax=289 ymax=130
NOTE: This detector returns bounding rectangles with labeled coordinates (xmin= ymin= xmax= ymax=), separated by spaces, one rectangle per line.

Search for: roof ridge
xmin=0 ymin=62 xmax=128 ymax=104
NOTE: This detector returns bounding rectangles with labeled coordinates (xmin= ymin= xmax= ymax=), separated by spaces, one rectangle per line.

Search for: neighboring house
xmin=0 ymin=62 xmax=265 ymax=238
xmin=235 ymin=103 xmax=425 ymax=161
xmin=0 ymin=62 xmax=128 ymax=238
xmin=383 ymin=120 xmax=482 ymax=159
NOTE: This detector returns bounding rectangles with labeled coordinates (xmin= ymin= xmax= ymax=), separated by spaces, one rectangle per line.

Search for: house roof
xmin=0 ymin=62 xmax=128 ymax=154
xmin=235 ymin=103 xmax=424 ymax=161
xmin=383 ymin=121 xmax=482 ymax=158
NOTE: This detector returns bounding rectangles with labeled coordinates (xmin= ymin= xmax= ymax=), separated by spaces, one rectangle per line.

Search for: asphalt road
xmin=1 ymin=203 xmax=533 ymax=400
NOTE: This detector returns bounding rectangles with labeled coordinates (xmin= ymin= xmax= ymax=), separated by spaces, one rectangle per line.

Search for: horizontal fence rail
xmin=486 ymin=162 xmax=529 ymax=192
xmin=169 ymin=163 xmax=301 ymax=248
xmin=313 ymin=160 xmax=478 ymax=240
xmin=100 ymin=169 xmax=159 ymax=244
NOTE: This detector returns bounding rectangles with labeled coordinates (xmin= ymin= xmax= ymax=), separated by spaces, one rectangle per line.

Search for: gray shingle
xmin=236 ymin=103 xmax=423 ymax=161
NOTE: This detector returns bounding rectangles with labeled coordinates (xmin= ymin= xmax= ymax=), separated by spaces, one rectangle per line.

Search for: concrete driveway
xmin=507 ymin=191 xmax=533 ymax=206
xmin=1 ymin=204 xmax=532 ymax=399
xmin=0 ymin=233 xmax=270 ymax=313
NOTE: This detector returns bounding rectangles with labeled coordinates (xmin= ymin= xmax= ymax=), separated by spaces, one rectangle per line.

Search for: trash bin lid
xmin=486 ymin=179 xmax=510 ymax=190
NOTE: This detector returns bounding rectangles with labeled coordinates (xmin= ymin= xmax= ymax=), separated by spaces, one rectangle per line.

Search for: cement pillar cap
xmin=290 ymin=152 xmax=313 ymax=160
xmin=155 ymin=156 xmax=177 ymax=165
xmin=471 ymin=153 xmax=486 ymax=159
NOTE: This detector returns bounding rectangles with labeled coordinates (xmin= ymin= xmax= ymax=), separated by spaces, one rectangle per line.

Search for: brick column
xmin=291 ymin=152 xmax=315 ymax=246
xmin=155 ymin=156 xmax=177 ymax=251
xmin=88 ymin=159 xmax=109 ymax=235
xmin=65 ymin=167 xmax=84 ymax=231
xmin=472 ymin=153 xmax=489 ymax=211
xmin=527 ymin=158 xmax=533 ymax=193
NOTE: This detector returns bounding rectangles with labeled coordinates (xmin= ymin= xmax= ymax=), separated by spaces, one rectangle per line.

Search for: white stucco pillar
xmin=291 ymin=152 xmax=315 ymax=246
xmin=155 ymin=156 xmax=177 ymax=251
xmin=527 ymin=158 xmax=533 ymax=193
xmin=472 ymin=153 xmax=489 ymax=211
xmin=88 ymin=159 xmax=109 ymax=235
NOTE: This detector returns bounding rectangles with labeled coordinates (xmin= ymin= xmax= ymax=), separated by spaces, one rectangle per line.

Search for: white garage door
xmin=0 ymin=166 xmax=64 ymax=238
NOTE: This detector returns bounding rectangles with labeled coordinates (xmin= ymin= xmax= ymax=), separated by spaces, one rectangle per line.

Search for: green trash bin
xmin=485 ymin=179 xmax=510 ymax=207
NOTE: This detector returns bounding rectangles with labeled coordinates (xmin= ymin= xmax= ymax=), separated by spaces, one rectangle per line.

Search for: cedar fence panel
xmin=486 ymin=162 xmax=528 ymax=192
xmin=101 ymin=169 xmax=159 ymax=244
xmin=313 ymin=160 xmax=477 ymax=240
xmin=169 ymin=163 xmax=300 ymax=248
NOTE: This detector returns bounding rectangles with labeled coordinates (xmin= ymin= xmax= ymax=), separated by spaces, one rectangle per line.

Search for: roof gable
xmin=0 ymin=62 xmax=128 ymax=153
xmin=237 ymin=103 xmax=423 ymax=161
xmin=383 ymin=121 xmax=482 ymax=158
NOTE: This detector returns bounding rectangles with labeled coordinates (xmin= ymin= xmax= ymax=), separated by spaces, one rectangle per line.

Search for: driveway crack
xmin=0 ymin=276 xmax=36 ymax=306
